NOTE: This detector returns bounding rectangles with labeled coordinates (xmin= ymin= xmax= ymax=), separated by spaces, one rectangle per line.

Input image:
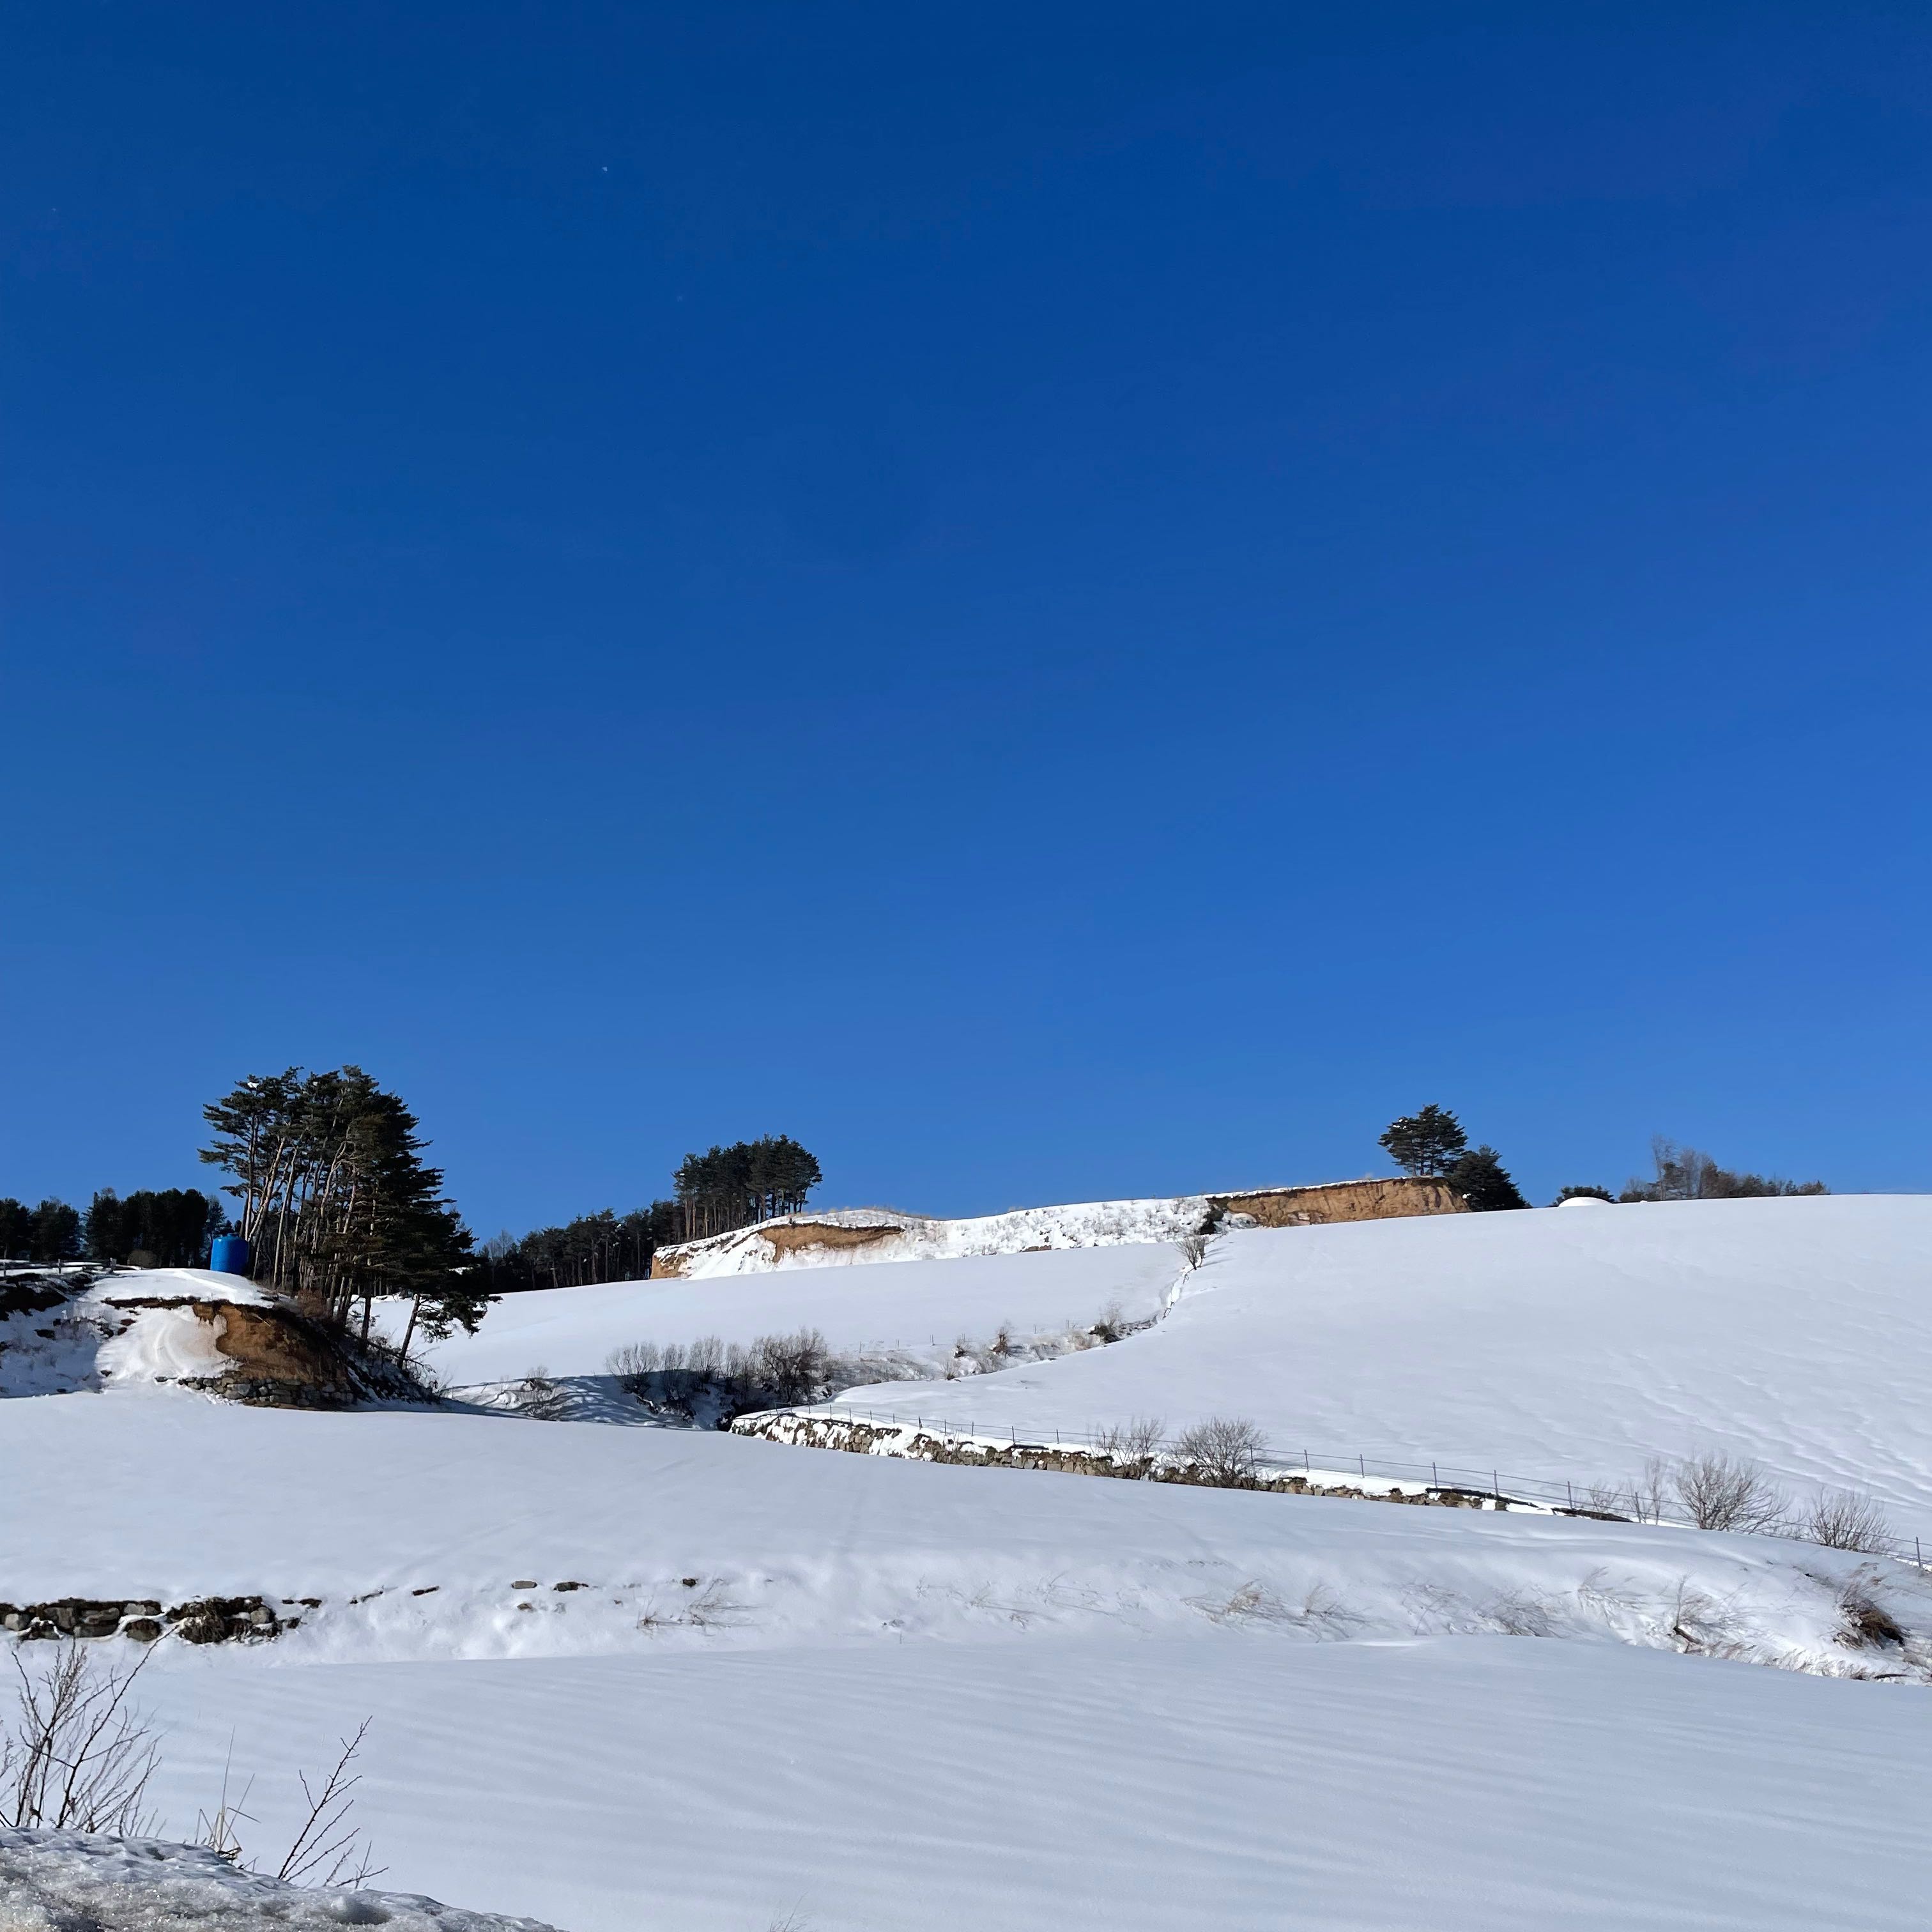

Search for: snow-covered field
xmin=6 ymin=1193 xmax=1931 ymax=1929
xmin=820 ymin=1195 xmax=1932 ymax=1528
xmin=119 ymin=1632 xmax=1932 ymax=1932
xmin=409 ymin=1241 xmax=1184 ymax=1388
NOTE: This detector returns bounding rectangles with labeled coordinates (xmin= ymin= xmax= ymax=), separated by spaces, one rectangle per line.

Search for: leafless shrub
xmin=1828 ymin=1568 xmax=1905 ymax=1650
xmin=1088 ymin=1301 xmax=1126 ymax=1344
xmin=1671 ymin=1452 xmax=1790 ymax=1534
xmin=1664 ymin=1577 xmax=1756 ymax=1658
xmin=1481 ymin=1590 xmax=1558 ymax=1638
xmin=275 ymin=1719 xmax=385 ymax=1887
xmin=1 ymin=1642 xmax=160 ymax=1834
xmin=636 ymin=1579 xmax=747 ymax=1634
xmin=751 ymin=1328 xmax=829 ymax=1406
xmin=1177 ymin=1234 xmax=1209 ymax=1271
xmin=1094 ymin=1415 xmax=1165 ymax=1473
xmin=513 ymin=1365 xmax=572 ymax=1420
xmin=1176 ymin=1415 xmax=1267 ymax=1487
xmin=1804 ymin=1489 xmax=1894 ymax=1555
xmin=608 ymin=1340 xmax=661 ymax=1393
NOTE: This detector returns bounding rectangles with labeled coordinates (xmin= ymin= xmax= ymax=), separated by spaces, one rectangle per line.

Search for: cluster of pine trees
xmin=199 ymin=1067 xmax=484 ymax=1344
xmin=0 ymin=1190 xmax=228 ymax=1268
xmin=673 ymin=1136 xmax=822 ymax=1238
xmin=1377 ymin=1105 xmax=1528 ymax=1210
xmin=477 ymin=1135 xmax=825 ymax=1293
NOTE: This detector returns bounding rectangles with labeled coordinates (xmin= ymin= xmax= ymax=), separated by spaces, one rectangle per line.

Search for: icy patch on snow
xmin=0 ymin=1828 xmax=563 ymax=1932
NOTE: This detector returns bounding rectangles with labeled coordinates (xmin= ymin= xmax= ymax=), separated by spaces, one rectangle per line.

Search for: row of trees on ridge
xmin=476 ymin=1135 xmax=824 ymax=1292
xmin=0 ymin=1190 xmax=228 ymax=1268
xmin=1377 ymin=1106 xmax=1827 ymax=1208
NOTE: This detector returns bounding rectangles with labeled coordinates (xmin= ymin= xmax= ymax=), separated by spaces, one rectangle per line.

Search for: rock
xmin=511 ymin=1581 xmax=540 ymax=1590
xmin=122 ymin=1619 xmax=162 ymax=1643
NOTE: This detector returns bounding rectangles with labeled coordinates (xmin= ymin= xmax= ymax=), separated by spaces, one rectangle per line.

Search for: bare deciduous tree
xmin=1176 ymin=1416 xmax=1267 ymax=1487
xmin=1094 ymin=1416 xmax=1165 ymax=1474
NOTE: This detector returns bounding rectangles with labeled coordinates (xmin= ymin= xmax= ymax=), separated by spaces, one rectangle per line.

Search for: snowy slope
xmin=1 ymin=1269 xmax=272 ymax=1397
xmin=410 ymin=1241 xmax=1184 ymax=1386
xmin=822 ymin=1195 xmax=1932 ymax=1524
xmin=110 ymin=1635 xmax=1932 ymax=1932
xmin=656 ymin=1195 xmax=1213 ymax=1276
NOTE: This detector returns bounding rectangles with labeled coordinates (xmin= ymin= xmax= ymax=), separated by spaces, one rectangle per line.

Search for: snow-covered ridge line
xmin=651 ymin=1177 xmax=1461 ymax=1277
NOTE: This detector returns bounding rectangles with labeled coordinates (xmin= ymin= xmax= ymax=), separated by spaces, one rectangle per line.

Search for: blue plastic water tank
xmin=209 ymin=1234 xmax=252 ymax=1278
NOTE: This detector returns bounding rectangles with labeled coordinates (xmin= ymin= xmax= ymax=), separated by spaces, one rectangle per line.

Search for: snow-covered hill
xmin=411 ymin=1240 xmax=1186 ymax=1388
xmin=6 ymin=1191 xmax=1932 ymax=1931
xmin=812 ymin=1194 xmax=1932 ymax=1527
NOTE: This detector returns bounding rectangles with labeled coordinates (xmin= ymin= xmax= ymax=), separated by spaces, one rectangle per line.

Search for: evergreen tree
xmin=1378 ymin=1105 xmax=1469 ymax=1177
xmin=0 ymin=1199 xmax=33 ymax=1261
xmin=27 ymin=1199 xmax=82 ymax=1264
xmin=200 ymin=1066 xmax=479 ymax=1340
xmin=84 ymin=1188 xmax=227 ymax=1267
xmin=1445 ymin=1146 xmax=1528 ymax=1211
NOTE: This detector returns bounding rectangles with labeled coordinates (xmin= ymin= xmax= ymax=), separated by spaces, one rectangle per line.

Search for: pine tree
xmin=0 ymin=1199 xmax=31 ymax=1261
xmin=200 ymin=1066 xmax=478 ymax=1340
xmin=1445 ymin=1146 xmax=1528 ymax=1211
xmin=1378 ymin=1106 xmax=1469 ymax=1177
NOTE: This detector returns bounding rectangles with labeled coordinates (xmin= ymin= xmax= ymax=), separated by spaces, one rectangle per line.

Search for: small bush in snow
xmin=2 ymin=1643 xmax=160 ymax=1835
xmin=1176 ymin=1416 xmax=1267 ymax=1487
xmin=1804 ymin=1489 xmax=1894 ymax=1555
xmin=512 ymin=1367 xmax=572 ymax=1421
xmin=1670 ymin=1452 xmax=1790 ymax=1535
xmin=1094 ymin=1415 xmax=1165 ymax=1475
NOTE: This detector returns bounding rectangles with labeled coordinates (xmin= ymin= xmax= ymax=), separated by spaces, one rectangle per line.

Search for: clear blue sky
xmin=4 ymin=3 xmax=1929 ymax=1230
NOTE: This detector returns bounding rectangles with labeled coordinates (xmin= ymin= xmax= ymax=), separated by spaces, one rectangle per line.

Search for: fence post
xmin=1358 ymin=1454 xmax=1365 ymax=1479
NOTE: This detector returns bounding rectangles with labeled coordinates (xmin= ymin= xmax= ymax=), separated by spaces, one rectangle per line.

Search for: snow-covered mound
xmin=652 ymin=1178 xmax=1459 ymax=1277
xmin=0 ymin=1828 xmax=560 ymax=1932
xmin=410 ymin=1241 xmax=1186 ymax=1388
xmin=1 ymin=1270 xmax=271 ymax=1398
xmin=820 ymin=1194 xmax=1932 ymax=1525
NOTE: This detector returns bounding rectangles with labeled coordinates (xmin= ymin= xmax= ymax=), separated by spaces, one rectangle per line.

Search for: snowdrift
xmin=0 ymin=1829 xmax=560 ymax=1932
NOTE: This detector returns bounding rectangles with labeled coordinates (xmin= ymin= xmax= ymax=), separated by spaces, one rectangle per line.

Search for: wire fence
xmin=768 ymin=1401 xmax=1633 ymax=1510
xmin=760 ymin=1400 xmax=1932 ymax=1570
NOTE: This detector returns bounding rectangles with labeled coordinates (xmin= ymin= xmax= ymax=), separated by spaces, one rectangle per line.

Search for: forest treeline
xmin=477 ymin=1135 xmax=824 ymax=1292
xmin=6 ymin=1086 xmax=825 ymax=1336
xmin=0 ymin=1190 xmax=227 ymax=1268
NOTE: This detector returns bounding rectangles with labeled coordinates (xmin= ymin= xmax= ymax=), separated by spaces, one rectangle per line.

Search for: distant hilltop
xmin=650 ymin=1176 xmax=1464 ymax=1278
